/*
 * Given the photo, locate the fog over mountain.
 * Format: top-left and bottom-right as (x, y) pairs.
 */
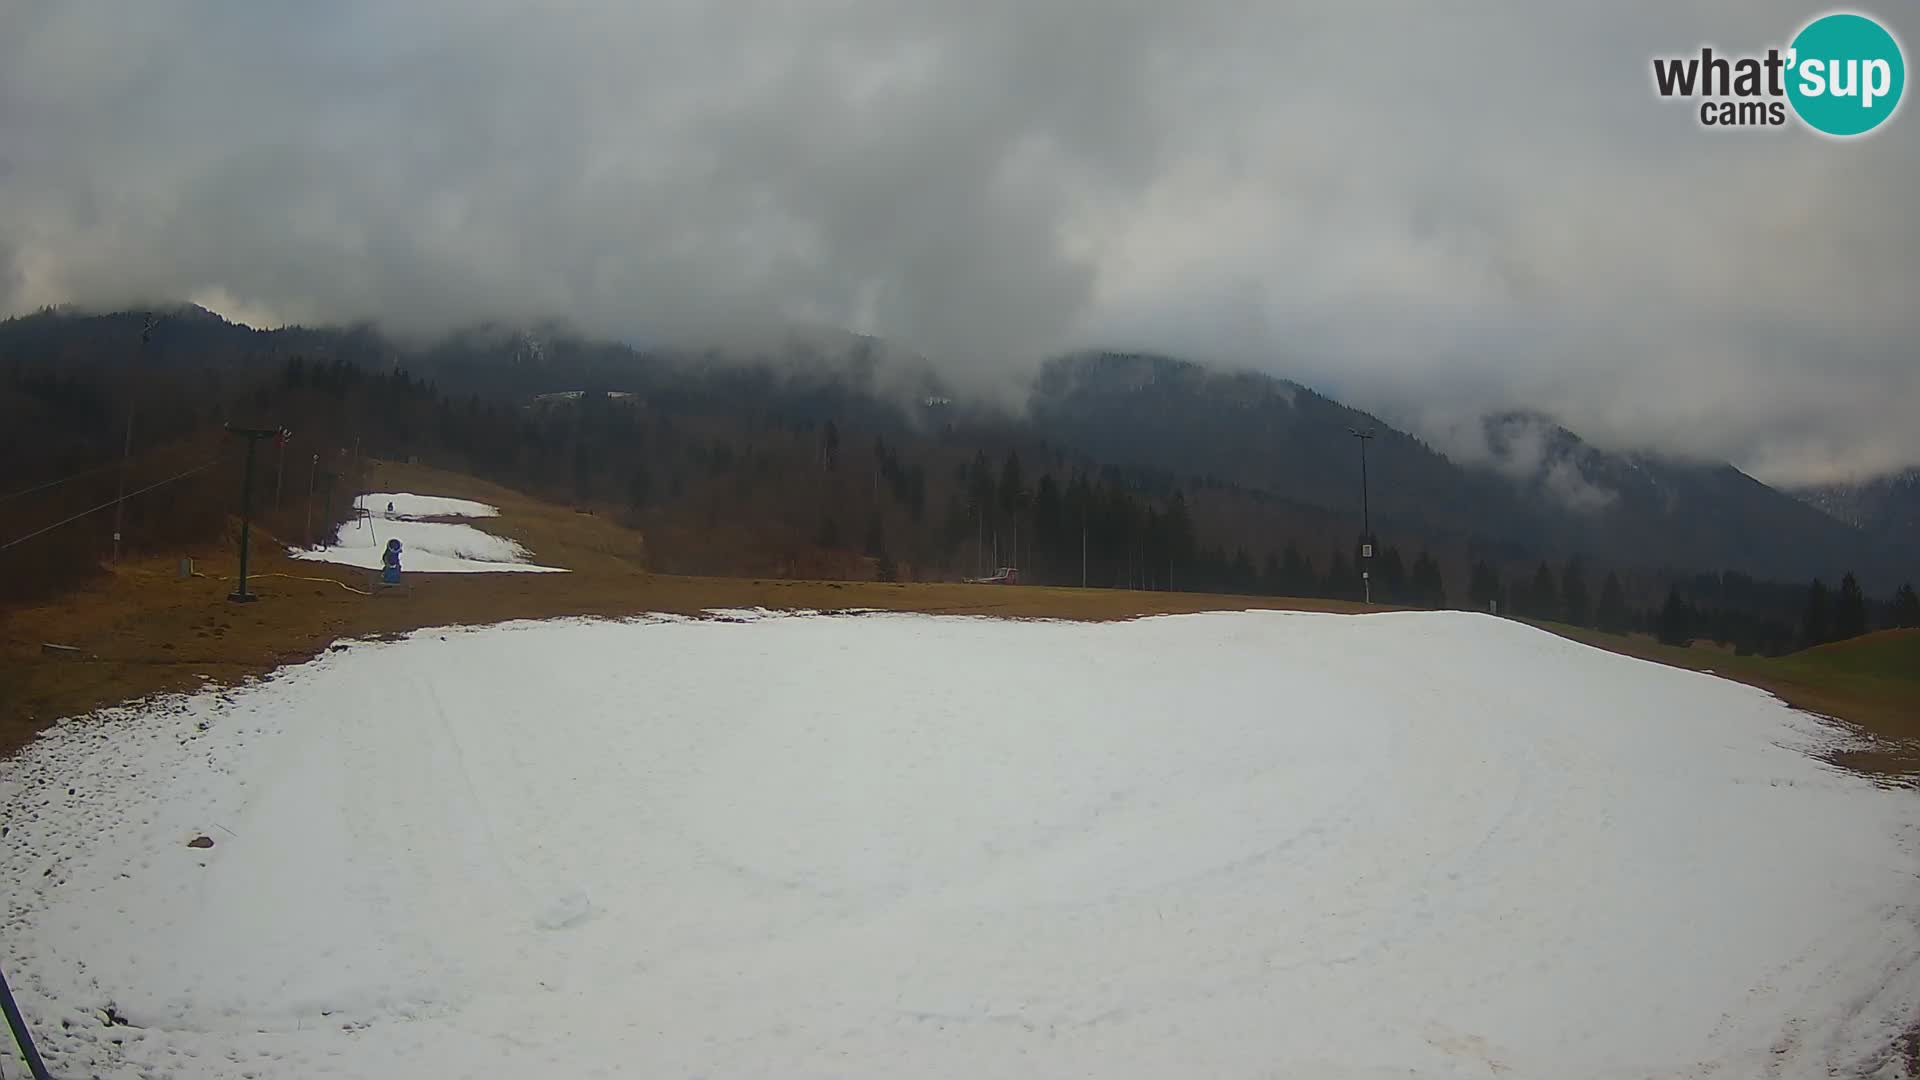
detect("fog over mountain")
(3, 1), (1916, 483)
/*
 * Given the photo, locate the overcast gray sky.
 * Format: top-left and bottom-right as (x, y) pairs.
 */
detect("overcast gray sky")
(2, 1), (1914, 484)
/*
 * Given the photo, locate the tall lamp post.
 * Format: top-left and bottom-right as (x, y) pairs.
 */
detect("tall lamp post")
(226, 425), (290, 603)
(1347, 427), (1375, 604)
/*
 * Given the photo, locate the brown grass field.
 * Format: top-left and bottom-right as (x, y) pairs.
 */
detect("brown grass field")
(4, 460), (1914, 779)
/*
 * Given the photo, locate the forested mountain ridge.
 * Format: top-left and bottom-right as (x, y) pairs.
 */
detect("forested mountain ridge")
(1029, 353), (1905, 587)
(1, 307), (1911, 645)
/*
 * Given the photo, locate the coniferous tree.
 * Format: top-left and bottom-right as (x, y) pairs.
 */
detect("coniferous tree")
(1832, 572), (1868, 641)
(1282, 542), (1314, 597)
(571, 442), (595, 501)
(1889, 583), (1920, 629)
(968, 452), (995, 516)
(1230, 547), (1256, 594)
(1657, 586), (1693, 646)
(999, 452), (1027, 520)
(904, 464), (927, 522)
(999, 452), (1029, 568)
(1324, 552), (1356, 600)
(1509, 574), (1533, 618)
(1595, 571), (1629, 633)
(1064, 471), (1092, 585)
(964, 451), (995, 572)
(1802, 579), (1831, 648)
(1530, 562), (1558, 620)
(1262, 552), (1284, 596)
(1560, 558), (1591, 627)
(1164, 490), (1195, 588)
(627, 465), (651, 509)
(867, 515), (896, 581)
(1468, 560), (1502, 612)
(820, 420), (840, 471)
(1141, 507), (1165, 590)
(1409, 550), (1446, 609)
(1032, 474), (1062, 578)
(1377, 546), (1408, 605)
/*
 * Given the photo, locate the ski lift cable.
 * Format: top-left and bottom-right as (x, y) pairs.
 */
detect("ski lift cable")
(0, 458), (128, 504)
(0, 458), (224, 553)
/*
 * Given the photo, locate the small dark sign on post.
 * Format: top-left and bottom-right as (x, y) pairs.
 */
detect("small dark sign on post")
(226, 425), (290, 603)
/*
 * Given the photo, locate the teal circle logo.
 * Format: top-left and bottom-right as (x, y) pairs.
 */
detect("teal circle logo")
(1786, 12), (1905, 136)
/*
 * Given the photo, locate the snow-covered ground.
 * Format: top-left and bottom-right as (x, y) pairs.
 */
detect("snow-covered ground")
(292, 513), (564, 573)
(293, 490), (560, 572)
(353, 492), (499, 520)
(3, 611), (1917, 1079)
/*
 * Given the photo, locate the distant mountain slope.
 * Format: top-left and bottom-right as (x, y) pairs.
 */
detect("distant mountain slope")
(1470, 411), (1898, 584)
(1028, 351), (1525, 542)
(1789, 469), (1920, 550)
(1029, 354), (1905, 585)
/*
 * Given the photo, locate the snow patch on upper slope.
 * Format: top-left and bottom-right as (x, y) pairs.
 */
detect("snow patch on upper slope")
(294, 491), (564, 573)
(354, 492), (499, 519)
(293, 517), (564, 573)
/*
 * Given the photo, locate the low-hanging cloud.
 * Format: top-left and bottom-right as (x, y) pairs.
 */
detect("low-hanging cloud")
(1435, 411), (1622, 514)
(2, 1), (1915, 483)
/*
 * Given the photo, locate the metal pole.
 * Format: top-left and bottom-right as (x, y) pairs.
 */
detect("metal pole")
(111, 395), (134, 562)
(1359, 438), (1372, 540)
(231, 438), (259, 602)
(275, 437), (287, 509)
(0, 963), (52, 1080)
(1361, 438), (1371, 604)
(1081, 522), (1087, 589)
(1348, 428), (1375, 604)
(1362, 434), (1371, 605)
(110, 314), (153, 563)
(304, 453), (318, 546)
(226, 426), (284, 603)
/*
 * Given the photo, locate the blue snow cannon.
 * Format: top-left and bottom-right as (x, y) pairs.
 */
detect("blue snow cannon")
(382, 538), (403, 584)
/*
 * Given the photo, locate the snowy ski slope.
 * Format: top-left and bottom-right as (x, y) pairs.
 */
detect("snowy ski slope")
(2, 610), (1915, 1078)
